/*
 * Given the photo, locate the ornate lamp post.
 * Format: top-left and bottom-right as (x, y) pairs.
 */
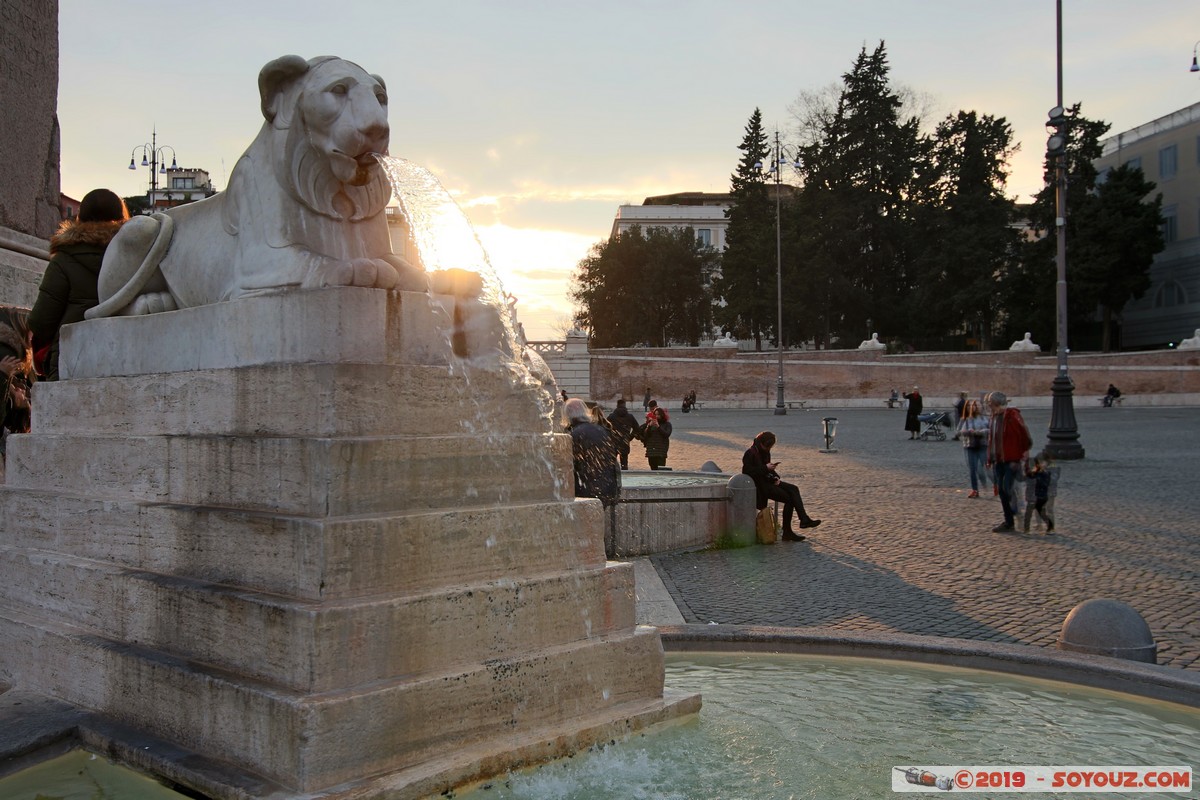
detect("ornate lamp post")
(1044, 0), (1084, 459)
(756, 130), (800, 415)
(128, 128), (177, 213)
(1190, 40), (1200, 73)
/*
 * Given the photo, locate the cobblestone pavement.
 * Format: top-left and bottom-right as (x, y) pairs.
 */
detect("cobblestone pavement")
(643, 403), (1200, 670)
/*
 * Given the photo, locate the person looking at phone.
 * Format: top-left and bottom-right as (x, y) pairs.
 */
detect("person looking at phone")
(741, 431), (822, 541)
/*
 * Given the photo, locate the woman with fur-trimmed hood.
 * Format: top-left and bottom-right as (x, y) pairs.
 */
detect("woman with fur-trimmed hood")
(28, 188), (129, 380)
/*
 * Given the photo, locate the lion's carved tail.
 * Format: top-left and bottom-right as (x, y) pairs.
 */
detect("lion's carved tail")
(86, 213), (177, 319)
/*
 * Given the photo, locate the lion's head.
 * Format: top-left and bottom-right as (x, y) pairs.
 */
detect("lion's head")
(259, 55), (393, 221)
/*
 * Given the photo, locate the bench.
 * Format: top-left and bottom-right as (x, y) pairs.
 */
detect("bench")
(884, 398), (901, 409)
(1100, 395), (1124, 407)
(786, 400), (808, 411)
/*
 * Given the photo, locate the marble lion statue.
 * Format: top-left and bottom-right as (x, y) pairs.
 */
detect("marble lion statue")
(87, 55), (429, 319)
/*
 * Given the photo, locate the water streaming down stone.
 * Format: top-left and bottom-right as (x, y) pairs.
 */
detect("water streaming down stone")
(0, 163), (698, 797)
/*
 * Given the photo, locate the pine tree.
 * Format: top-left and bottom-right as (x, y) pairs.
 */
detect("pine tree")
(916, 110), (1021, 349)
(1005, 104), (1113, 347)
(713, 108), (774, 350)
(1070, 164), (1163, 351)
(794, 42), (930, 346)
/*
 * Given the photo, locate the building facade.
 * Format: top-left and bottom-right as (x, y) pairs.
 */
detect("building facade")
(1095, 102), (1200, 348)
(150, 166), (217, 210)
(610, 192), (732, 250)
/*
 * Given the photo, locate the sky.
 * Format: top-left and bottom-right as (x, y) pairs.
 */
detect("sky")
(57, 1), (1200, 340)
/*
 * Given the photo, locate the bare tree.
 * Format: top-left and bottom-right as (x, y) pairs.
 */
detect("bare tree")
(550, 314), (577, 339)
(789, 81), (946, 148)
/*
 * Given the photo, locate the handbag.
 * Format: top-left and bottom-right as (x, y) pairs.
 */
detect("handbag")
(755, 507), (777, 544)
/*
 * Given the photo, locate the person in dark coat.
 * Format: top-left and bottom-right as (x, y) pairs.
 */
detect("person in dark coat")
(564, 398), (620, 506)
(606, 399), (638, 470)
(1103, 384), (1122, 407)
(902, 385), (923, 439)
(637, 406), (672, 470)
(741, 431), (821, 541)
(28, 189), (129, 380)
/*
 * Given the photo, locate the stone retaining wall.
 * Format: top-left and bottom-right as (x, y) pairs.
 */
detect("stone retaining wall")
(587, 348), (1200, 409)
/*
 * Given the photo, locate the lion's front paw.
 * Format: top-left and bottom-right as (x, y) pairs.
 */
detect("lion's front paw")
(304, 258), (403, 290)
(382, 254), (430, 292)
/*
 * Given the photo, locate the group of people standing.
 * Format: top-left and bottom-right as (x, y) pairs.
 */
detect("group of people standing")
(957, 391), (1057, 534)
(563, 395), (676, 507)
(564, 393), (826, 544)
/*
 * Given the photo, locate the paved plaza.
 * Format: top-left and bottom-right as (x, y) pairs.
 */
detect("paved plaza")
(629, 402), (1200, 670)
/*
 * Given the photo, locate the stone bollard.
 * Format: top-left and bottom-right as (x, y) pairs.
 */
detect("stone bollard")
(726, 474), (757, 547)
(1056, 598), (1157, 664)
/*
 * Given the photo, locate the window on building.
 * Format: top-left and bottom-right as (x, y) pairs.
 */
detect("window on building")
(1154, 280), (1187, 308)
(1196, 135), (1200, 165)
(1126, 156), (1142, 172)
(171, 176), (195, 190)
(697, 229), (712, 247)
(1096, 167), (1111, 185)
(1159, 144), (1178, 181)
(1161, 205), (1177, 244)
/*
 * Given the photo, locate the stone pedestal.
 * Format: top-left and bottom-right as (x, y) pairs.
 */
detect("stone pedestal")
(0, 287), (696, 798)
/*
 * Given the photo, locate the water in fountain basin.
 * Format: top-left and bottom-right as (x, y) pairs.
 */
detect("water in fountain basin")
(0, 749), (192, 799)
(464, 653), (1200, 799)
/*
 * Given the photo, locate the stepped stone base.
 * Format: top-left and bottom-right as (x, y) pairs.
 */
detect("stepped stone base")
(0, 287), (697, 797)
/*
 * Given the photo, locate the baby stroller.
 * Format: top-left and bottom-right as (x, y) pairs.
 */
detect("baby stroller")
(917, 410), (952, 441)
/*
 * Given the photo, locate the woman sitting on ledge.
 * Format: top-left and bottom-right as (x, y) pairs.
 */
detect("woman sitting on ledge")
(742, 431), (821, 541)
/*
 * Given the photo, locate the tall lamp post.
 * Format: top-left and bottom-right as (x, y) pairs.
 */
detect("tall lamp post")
(128, 128), (177, 214)
(757, 131), (800, 415)
(1044, 0), (1084, 459)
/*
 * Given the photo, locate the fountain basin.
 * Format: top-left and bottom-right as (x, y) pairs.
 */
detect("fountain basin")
(459, 627), (1200, 799)
(609, 471), (740, 557)
(5, 626), (1197, 798)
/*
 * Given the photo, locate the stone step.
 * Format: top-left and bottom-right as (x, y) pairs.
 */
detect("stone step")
(0, 547), (636, 693)
(0, 490), (606, 600)
(0, 605), (673, 793)
(5, 432), (571, 516)
(31, 361), (553, 438)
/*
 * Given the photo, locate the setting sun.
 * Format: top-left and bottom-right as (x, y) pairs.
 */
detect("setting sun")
(473, 224), (596, 341)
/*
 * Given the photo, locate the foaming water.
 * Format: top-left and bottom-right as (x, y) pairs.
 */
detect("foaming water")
(466, 653), (1200, 799)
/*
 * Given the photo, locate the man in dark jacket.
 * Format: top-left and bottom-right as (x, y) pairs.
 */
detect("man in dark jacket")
(606, 399), (638, 470)
(986, 391), (1033, 533)
(28, 189), (129, 380)
(564, 398), (620, 506)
